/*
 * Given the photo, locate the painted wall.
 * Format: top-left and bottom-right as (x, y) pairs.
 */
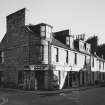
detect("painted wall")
(91, 56), (99, 72)
(91, 56), (105, 72)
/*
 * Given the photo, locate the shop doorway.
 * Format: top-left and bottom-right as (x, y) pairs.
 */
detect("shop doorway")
(35, 70), (44, 90)
(18, 70), (45, 90)
(63, 71), (72, 88)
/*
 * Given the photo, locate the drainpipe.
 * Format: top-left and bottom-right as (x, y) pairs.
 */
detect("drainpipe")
(48, 41), (51, 66)
(90, 55), (92, 85)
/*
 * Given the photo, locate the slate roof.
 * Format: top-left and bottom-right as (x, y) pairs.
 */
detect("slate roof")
(51, 37), (68, 49)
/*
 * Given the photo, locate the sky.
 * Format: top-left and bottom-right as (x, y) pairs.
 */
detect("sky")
(0, 0), (105, 44)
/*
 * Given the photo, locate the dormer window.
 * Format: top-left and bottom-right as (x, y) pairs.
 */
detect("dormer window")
(46, 26), (52, 39)
(40, 24), (52, 40)
(85, 43), (91, 53)
(40, 26), (46, 37)
(66, 36), (70, 45)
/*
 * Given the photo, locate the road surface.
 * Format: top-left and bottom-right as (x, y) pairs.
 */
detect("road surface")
(0, 87), (105, 105)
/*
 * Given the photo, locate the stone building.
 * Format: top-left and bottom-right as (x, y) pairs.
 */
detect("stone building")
(0, 8), (105, 90)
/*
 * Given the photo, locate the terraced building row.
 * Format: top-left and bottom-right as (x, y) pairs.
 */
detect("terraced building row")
(0, 8), (105, 90)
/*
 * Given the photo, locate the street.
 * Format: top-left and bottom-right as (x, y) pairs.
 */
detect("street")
(0, 87), (105, 105)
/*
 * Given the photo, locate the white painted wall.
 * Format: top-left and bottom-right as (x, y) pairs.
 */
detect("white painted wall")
(91, 56), (105, 72)
(41, 40), (48, 64)
(91, 56), (99, 72)
(51, 45), (91, 72)
(51, 45), (75, 67)
(72, 52), (90, 71)
(99, 60), (105, 72)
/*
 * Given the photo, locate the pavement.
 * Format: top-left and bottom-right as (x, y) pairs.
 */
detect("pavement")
(0, 85), (99, 105)
(36, 85), (99, 96)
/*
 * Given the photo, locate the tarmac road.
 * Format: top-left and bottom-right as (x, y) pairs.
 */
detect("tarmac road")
(0, 87), (105, 105)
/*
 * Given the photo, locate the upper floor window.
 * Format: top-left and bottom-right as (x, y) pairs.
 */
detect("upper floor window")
(56, 48), (59, 62)
(99, 61), (101, 69)
(85, 55), (86, 65)
(92, 57), (94, 67)
(103, 62), (104, 70)
(74, 53), (77, 65)
(66, 51), (68, 63)
(40, 45), (44, 61)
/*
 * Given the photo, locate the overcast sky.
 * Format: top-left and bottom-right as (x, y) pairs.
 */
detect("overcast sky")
(0, 0), (105, 44)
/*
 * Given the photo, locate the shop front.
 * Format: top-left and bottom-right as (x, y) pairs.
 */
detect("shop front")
(18, 65), (49, 90)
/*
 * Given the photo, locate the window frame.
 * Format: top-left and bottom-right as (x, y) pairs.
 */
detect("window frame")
(66, 50), (68, 63)
(40, 25), (46, 37)
(92, 57), (94, 67)
(56, 48), (59, 62)
(74, 53), (77, 65)
(40, 45), (44, 61)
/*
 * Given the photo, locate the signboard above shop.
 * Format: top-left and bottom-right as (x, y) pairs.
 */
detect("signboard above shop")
(28, 65), (49, 70)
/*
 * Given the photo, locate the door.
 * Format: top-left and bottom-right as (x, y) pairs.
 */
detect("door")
(35, 70), (44, 90)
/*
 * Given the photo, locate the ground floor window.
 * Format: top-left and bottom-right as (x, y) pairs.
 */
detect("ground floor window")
(18, 71), (24, 84)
